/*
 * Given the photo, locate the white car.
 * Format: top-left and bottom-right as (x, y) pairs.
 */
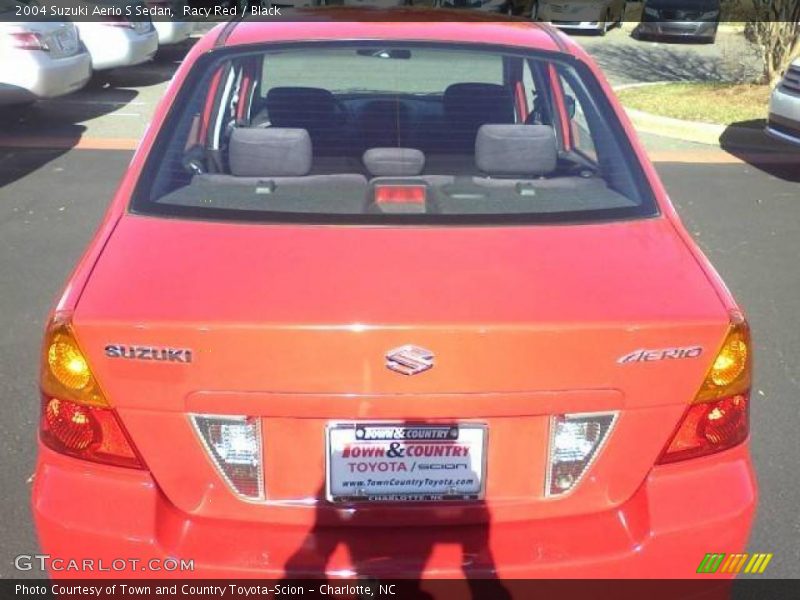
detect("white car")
(74, 19), (158, 71)
(147, 0), (194, 45)
(152, 21), (194, 45)
(0, 18), (91, 106)
(766, 58), (800, 146)
(536, 0), (627, 35)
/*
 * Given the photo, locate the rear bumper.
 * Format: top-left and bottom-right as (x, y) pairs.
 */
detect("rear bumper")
(32, 442), (756, 579)
(83, 29), (158, 70)
(0, 51), (91, 102)
(544, 21), (604, 31)
(767, 86), (800, 146)
(153, 21), (194, 45)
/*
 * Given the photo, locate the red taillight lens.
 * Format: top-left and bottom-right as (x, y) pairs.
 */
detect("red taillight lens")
(39, 313), (144, 469)
(9, 31), (49, 51)
(658, 313), (751, 464)
(657, 394), (749, 464)
(41, 397), (143, 469)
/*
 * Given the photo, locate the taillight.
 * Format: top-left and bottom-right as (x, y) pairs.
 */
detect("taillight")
(39, 313), (144, 469)
(657, 313), (751, 464)
(545, 412), (617, 496)
(8, 29), (49, 51)
(191, 415), (264, 501)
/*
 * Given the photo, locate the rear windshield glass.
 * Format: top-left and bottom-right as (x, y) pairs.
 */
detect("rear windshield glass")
(131, 42), (658, 224)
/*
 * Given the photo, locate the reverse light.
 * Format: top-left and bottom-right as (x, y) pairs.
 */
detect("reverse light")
(39, 314), (143, 468)
(546, 412), (617, 497)
(191, 415), (264, 501)
(658, 314), (752, 464)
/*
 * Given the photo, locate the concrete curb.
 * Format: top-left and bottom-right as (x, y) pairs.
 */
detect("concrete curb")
(623, 106), (728, 145)
(613, 82), (762, 147)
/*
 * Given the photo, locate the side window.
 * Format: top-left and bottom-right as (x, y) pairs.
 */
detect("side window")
(559, 76), (597, 160)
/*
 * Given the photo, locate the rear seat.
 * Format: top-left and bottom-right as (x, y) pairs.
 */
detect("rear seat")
(193, 127), (368, 212)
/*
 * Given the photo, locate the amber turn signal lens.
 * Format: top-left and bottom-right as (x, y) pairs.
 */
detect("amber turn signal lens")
(41, 314), (109, 408)
(48, 337), (91, 390)
(709, 328), (748, 386)
(695, 314), (751, 404)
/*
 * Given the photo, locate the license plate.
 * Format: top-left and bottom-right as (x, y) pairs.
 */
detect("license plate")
(326, 422), (486, 503)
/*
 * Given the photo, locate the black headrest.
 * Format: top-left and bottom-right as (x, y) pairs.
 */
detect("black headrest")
(475, 124), (557, 177)
(228, 128), (312, 177)
(443, 83), (515, 127)
(265, 87), (337, 130)
(362, 148), (425, 177)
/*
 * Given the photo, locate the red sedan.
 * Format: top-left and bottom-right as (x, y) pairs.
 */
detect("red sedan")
(33, 15), (755, 581)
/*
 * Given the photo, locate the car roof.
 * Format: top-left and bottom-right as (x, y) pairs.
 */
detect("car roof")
(219, 10), (571, 55)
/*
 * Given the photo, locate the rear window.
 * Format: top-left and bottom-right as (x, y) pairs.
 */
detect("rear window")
(132, 42), (658, 224)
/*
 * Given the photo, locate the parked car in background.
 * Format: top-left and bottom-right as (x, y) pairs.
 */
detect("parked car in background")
(766, 58), (800, 146)
(147, 0), (195, 45)
(152, 21), (194, 46)
(638, 0), (720, 43)
(0, 14), (91, 106)
(75, 18), (158, 70)
(435, 0), (512, 13)
(535, 0), (627, 35)
(33, 15), (756, 579)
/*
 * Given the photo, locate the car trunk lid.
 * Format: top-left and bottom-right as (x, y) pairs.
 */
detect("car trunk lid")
(72, 215), (729, 522)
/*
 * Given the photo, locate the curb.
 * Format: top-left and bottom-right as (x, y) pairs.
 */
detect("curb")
(612, 82), (767, 147)
(623, 106), (728, 145)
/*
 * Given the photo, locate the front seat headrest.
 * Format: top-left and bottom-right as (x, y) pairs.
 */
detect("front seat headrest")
(228, 128), (312, 178)
(362, 147), (425, 177)
(443, 83), (515, 127)
(475, 124), (558, 177)
(265, 87), (337, 130)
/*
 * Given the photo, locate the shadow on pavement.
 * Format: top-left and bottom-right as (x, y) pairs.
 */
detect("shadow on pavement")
(720, 119), (800, 183)
(588, 39), (757, 84)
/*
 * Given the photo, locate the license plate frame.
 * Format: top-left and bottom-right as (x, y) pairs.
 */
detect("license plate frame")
(325, 421), (487, 503)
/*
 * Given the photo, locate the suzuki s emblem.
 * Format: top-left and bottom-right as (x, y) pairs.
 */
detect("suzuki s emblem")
(385, 345), (434, 376)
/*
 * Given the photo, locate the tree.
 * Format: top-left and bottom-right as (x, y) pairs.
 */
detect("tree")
(747, 0), (800, 86)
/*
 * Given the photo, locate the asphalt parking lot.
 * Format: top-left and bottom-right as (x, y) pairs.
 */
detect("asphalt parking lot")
(1, 26), (799, 578)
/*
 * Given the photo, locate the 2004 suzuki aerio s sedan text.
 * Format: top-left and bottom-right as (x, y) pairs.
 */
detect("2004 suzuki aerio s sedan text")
(33, 15), (756, 581)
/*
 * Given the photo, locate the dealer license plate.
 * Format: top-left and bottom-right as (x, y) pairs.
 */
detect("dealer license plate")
(326, 422), (486, 502)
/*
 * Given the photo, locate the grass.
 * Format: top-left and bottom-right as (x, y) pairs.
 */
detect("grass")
(616, 82), (771, 125)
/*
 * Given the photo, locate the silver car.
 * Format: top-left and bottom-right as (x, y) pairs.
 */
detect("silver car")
(766, 58), (800, 147)
(148, 0), (194, 45)
(0, 16), (91, 106)
(535, 0), (627, 35)
(74, 0), (158, 72)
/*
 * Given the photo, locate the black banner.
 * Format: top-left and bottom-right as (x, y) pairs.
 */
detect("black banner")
(5, 579), (800, 600)
(2, 0), (800, 23)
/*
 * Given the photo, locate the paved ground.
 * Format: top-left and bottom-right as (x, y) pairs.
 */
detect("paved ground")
(579, 23), (763, 87)
(1, 29), (799, 579)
